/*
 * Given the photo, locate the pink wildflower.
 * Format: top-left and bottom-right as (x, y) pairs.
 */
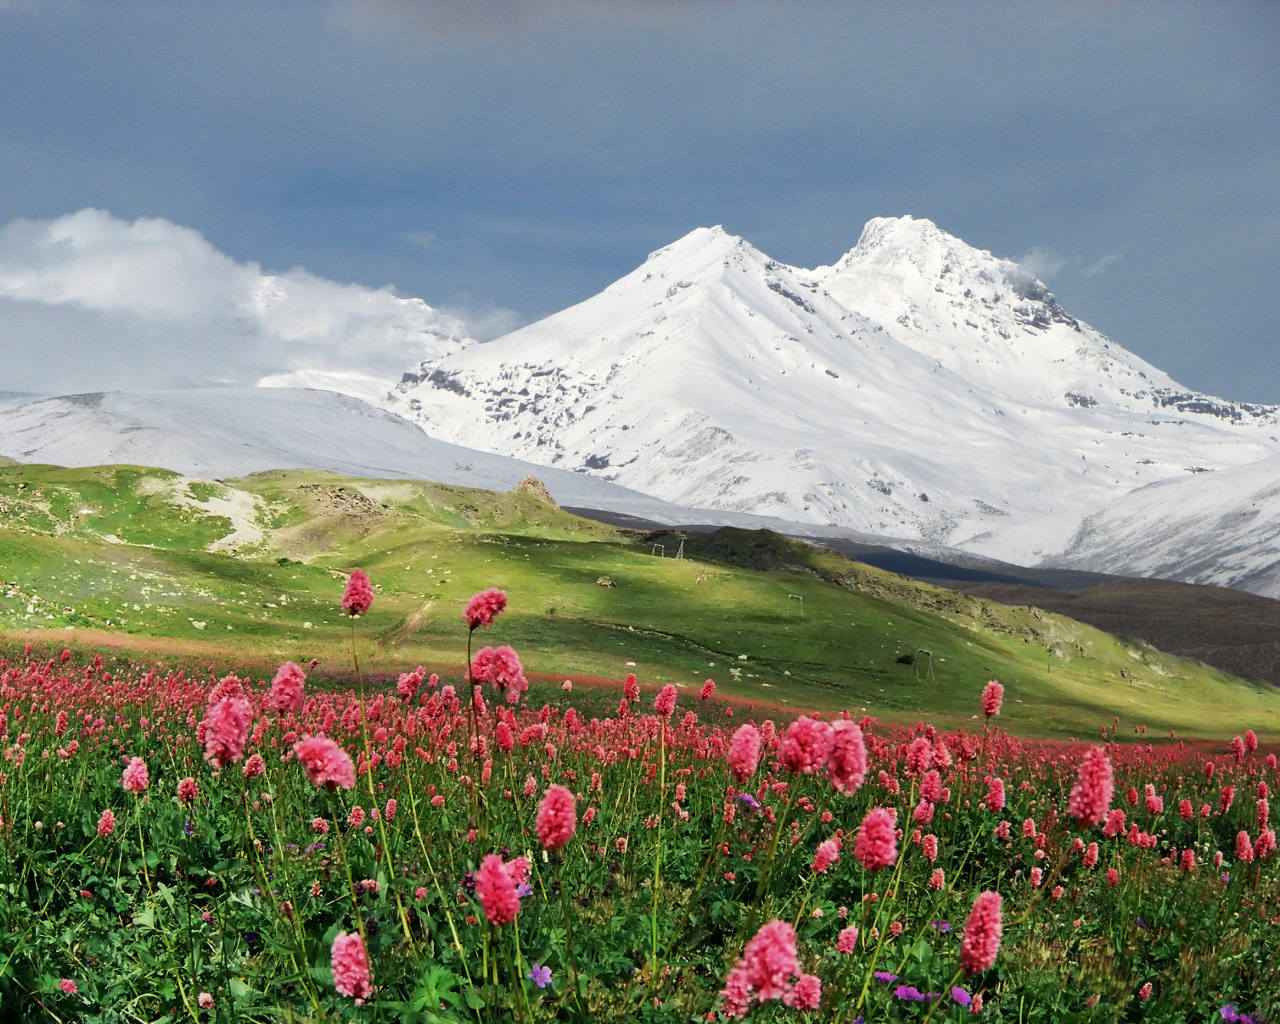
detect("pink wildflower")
(653, 684), (678, 718)
(624, 673), (639, 703)
(741, 919), (800, 1002)
(203, 696), (253, 769)
(59, 979), (77, 995)
(719, 964), (753, 1019)
(197, 992), (214, 1009)
(700, 678), (716, 700)
(535, 785), (577, 851)
(812, 838), (840, 874)
(905, 736), (932, 776)
(331, 931), (373, 1004)
(463, 588), (506, 630)
(396, 667), (425, 700)
(177, 777), (198, 805)
(121, 756), (148, 793)
(981, 679), (1004, 718)
(294, 734), (356, 791)
(206, 673), (244, 706)
(1068, 746), (1114, 827)
(854, 807), (898, 872)
(1237, 830), (1255, 863)
(779, 716), (833, 775)
(728, 723), (761, 784)
(985, 776), (1006, 812)
(341, 570), (374, 617)
(959, 891), (1003, 974)
(826, 719), (867, 796)
(265, 661), (306, 714)
(97, 808), (115, 837)
(786, 973), (822, 1010)
(476, 853), (520, 925)
(836, 925), (858, 954)
(1138, 982), (1152, 1001)
(470, 646), (528, 703)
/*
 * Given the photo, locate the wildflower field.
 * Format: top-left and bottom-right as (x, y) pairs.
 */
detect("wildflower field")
(0, 579), (1276, 1024)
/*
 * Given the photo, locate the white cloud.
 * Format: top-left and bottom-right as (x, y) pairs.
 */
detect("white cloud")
(0, 208), (473, 396)
(1081, 251), (1122, 277)
(1016, 246), (1068, 281)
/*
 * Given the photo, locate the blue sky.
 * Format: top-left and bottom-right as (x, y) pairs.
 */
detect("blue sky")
(1, 0), (1277, 401)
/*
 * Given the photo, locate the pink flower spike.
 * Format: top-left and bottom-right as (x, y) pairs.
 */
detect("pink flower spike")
(476, 853), (521, 925)
(97, 808), (115, 837)
(959, 891), (1003, 974)
(203, 696), (253, 769)
(463, 588), (507, 630)
(341, 570), (374, 617)
(854, 807), (898, 872)
(813, 838), (840, 874)
(836, 926), (859, 955)
(741, 919), (800, 1003)
(779, 715), (833, 775)
(826, 719), (867, 796)
(330, 931), (373, 1004)
(1068, 746), (1114, 827)
(294, 734), (356, 791)
(654, 684), (678, 718)
(536, 784), (577, 851)
(981, 680), (1004, 718)
(728, 723), (761, 784)
(786, 973), (822, 1010)
(265, 661), (306, 714)
(121, 756), (148, 793)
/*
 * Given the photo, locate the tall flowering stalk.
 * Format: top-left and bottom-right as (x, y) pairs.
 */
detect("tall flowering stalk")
(122, 757), (153, 891)
(341, 569), (373, 675)
(338, 573), (417, 952)
(536, 785), (586, 1016)
(649, 684), (678, 981)
(922, 891), (1004, 1024)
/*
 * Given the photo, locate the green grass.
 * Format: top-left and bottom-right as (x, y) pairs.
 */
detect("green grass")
(1, 460), (1277, 739)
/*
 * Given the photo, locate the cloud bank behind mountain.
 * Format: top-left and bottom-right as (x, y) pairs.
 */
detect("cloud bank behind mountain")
(0, 208), (471, 399)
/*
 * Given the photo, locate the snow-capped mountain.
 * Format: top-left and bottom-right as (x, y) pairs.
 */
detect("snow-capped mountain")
(387, 217), (1280, 589)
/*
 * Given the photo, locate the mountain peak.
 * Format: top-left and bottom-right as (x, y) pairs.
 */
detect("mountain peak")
(643, 225), (755, 269)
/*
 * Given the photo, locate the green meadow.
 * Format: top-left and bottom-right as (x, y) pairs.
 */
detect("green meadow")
(1, 459), (1276, 739)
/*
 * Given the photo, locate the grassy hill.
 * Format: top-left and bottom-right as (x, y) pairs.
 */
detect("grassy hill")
(1, 459), (1277, 739)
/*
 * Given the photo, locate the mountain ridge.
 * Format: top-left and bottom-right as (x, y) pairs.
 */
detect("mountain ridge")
(386, 216), (1280, 595)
